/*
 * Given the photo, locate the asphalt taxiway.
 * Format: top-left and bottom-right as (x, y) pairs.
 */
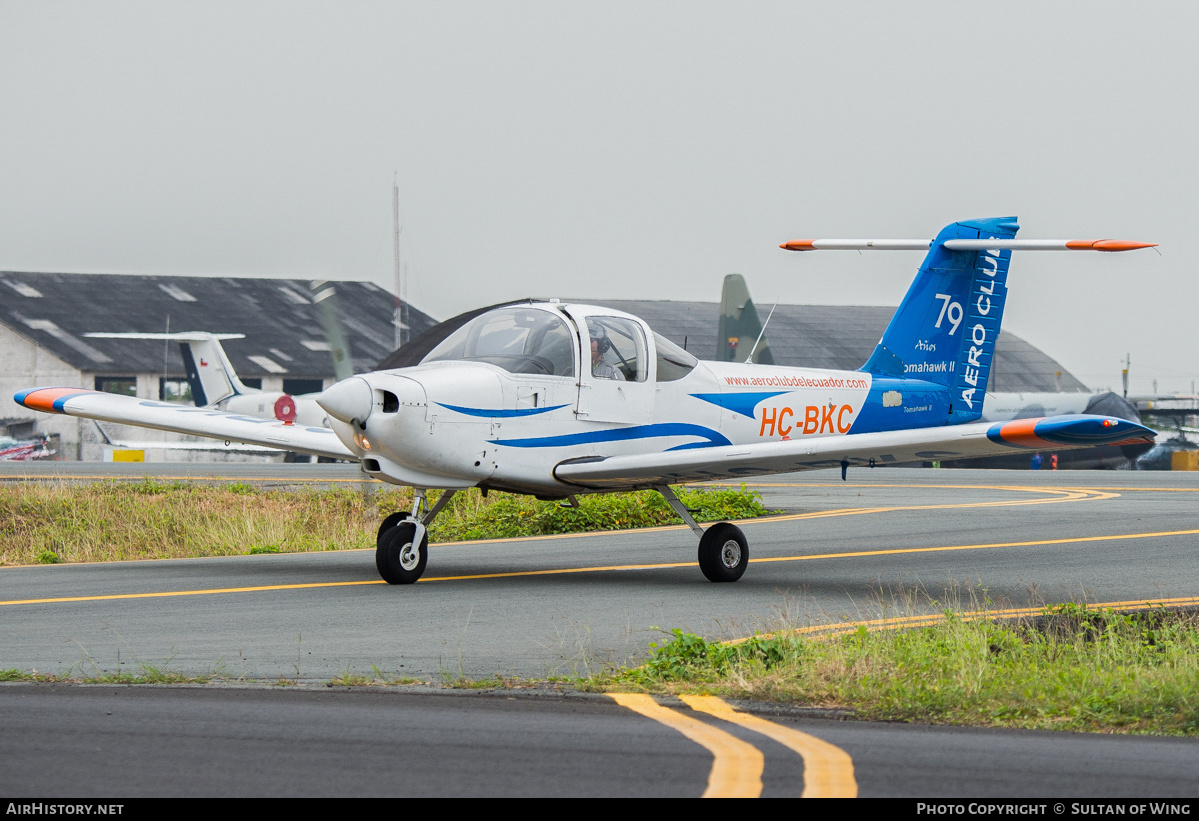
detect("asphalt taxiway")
(2, 465), (1197, 797)
(3, 684), (1198, 797)
(2, 467), (1196, 681)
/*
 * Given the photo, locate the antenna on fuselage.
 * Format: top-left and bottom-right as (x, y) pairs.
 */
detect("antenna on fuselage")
(744, 300), (778, 364)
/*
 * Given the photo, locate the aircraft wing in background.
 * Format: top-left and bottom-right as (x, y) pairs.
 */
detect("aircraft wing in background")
(16, 388), (353, 461)
(91, 421), (281, 454)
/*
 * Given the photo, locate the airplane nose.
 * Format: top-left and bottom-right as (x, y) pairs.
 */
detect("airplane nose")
(317, 377), (374, 426)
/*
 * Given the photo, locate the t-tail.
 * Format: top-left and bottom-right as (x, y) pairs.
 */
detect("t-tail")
(780, 217), (1156, 427)
(82, 331), (253, 407)
(860, 216), (1017, 421)
(178, 335), (255, 406)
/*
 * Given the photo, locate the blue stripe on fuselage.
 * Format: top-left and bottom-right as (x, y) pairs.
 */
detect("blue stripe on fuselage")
(689, 391), (788, 419)
(491, 422), (732, 450)
(436, 402), (570, 418)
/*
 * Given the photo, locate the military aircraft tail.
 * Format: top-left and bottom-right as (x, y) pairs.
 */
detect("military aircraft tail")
(718, 274), (774, 365)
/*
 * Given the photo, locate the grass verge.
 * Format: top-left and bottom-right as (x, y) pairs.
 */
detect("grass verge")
(0, 666), (211, 685)
(0, 479), (771, 565)
(585, 603), (1199, 736)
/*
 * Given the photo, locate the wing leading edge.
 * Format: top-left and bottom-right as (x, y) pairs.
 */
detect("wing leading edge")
(553, 415), (1154, 489)
(15, 387), (354, 461)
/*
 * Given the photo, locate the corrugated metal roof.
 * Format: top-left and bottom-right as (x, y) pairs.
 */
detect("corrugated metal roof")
(579, 300), (1088, 393)
(0, 273), (436, 379)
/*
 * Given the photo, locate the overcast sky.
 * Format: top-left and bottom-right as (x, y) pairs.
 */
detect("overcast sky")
(1, 1), (1194, 393)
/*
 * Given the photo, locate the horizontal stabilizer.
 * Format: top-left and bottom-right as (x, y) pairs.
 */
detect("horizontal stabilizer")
(781, 238), (1156, 252)
(84, 332), (246, 341)
(553, 414), (1154, 489)
(15, 387), (352, 461)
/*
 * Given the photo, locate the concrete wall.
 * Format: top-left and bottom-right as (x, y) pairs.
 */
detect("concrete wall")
(0, 323), (85, 458)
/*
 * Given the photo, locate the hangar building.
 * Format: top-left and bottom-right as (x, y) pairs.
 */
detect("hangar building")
(592, 299), (1087, 393)
(1, 272), (434, 460)
(2, 273), (1086, 461)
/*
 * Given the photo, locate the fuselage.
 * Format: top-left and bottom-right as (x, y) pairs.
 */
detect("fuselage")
(219, 391), (329, 428)
(323, 302), (958, 495)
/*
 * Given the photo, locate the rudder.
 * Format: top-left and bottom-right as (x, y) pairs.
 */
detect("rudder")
(861, 217), (1017, 420)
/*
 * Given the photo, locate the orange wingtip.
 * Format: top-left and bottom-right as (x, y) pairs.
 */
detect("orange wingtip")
(780, 239), (816, 251)
(1065, 240), (1158, 252)
(17, 387), (98, 413)
(997, 418), (1056, 449)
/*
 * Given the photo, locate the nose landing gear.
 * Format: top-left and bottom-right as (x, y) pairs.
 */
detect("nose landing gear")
(375, 488), (457, 584)
(376, 521), (428, 584)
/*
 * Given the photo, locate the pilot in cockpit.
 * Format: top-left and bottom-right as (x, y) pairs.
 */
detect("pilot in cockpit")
(589, 325), (626, 381)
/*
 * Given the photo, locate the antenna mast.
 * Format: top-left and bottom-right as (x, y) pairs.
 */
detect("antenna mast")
(392, 173), (404, 349)
(744, 300), (778, 364)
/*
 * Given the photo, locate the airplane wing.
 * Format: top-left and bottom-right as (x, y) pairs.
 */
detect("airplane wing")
(780, 238), (1157, 252)
(16, 387), (354, 461)
(91, 422), (282, 454)
(553, 415), (1155, 489)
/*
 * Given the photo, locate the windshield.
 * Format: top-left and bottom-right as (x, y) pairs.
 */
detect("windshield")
(421, 307), (576, 377)
(654, 332), (698, 381)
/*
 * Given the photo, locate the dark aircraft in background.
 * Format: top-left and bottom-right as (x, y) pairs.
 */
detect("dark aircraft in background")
(717, 274), (775, 365)
(1129, 395), (1199, 470)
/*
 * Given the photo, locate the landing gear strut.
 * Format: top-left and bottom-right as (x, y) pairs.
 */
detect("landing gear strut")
(655, 485), (748, 583)
(375, 489), (457, 584)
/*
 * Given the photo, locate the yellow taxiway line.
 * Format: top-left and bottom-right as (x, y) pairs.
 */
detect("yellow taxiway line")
(3, 526), (1199, 608)
(607, 692), (858, 798)
(760, 594), (1199, 642)
(608, 693), (764, 798)
(1, 483), (1193, 608)
(679, 695), (857, 798)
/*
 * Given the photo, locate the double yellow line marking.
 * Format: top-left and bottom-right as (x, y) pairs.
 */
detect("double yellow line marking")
(609, 693), (856, 798)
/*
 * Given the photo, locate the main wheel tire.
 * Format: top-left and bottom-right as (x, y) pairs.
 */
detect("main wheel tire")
(376, 521), (429, 584)
(697, 522), (748, 583)
(377, 512), (413, 547)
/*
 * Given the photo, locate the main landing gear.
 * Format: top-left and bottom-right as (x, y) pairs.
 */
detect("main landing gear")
(374, 486), (747, 585)
(656, 485), (748, 583)
(375, 489), (457, 584)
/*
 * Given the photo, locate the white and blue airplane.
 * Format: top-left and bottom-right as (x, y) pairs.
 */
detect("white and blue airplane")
(15, 218), (1157, 585)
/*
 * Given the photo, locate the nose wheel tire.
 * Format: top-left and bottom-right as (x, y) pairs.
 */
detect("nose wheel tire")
(376, 521), (428, 584)
(697, 522), (748, 583)
(377, 511), (413, 547)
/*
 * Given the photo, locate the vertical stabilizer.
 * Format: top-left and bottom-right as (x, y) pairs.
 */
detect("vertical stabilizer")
(179, 335), (252, 407)
(718, 274), (775, 364)
(861, 217), (1017, 421)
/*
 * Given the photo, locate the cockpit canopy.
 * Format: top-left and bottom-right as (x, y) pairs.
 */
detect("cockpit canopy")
(422, 307), (576, 377)
(413, 302), (699, 382)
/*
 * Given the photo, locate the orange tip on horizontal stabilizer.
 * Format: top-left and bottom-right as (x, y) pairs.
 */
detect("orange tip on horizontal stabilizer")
(780, 239), (816, 251)
(1066, 240), (1158, 252)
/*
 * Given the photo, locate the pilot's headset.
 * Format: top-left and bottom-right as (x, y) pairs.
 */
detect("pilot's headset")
(589, 321), (612, 355)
